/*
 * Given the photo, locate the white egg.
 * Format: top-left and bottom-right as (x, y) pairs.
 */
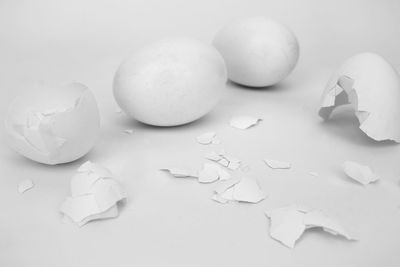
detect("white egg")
(5, 83), (100, 164)
(213, 17), (299, 87)
(113, 38), (227, 126)
(319, 52), (400, 142)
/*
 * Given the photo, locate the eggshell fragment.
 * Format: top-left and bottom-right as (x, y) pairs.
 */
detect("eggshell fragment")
(265, 205), (355, 248)
(343, 161), (379, 185)
(60, 161), (126, 227)
(113, 38), (227, 126)
(5, 83), (100, 165)
(319, 53), (400, 142)
(213, 17), (299, 87)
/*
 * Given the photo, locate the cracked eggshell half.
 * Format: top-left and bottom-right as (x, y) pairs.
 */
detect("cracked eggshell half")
(319, 52), (400, 142)
(213, 17), (299, 87)
(5, 83), (100, 164)
(113, 38), (227, 126)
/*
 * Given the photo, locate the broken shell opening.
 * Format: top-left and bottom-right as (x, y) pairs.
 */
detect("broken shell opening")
(319, 53), (400, 143)
(5, 83), (100, 164)
(319, 75), (369, 127)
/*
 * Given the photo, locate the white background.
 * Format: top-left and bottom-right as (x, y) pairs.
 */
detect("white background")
(1, 0), (400, 266)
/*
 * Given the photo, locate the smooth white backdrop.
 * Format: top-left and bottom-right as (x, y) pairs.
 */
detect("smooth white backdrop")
(1, 1), (400, 266)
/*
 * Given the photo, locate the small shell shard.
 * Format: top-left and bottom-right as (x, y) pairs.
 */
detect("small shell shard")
(263, 159), (291, 169)
(229, 116), (261, 130)
(343, 161), (379, 185)
(196, 132), (219, 145)
(160, 168), (197, 178)
(212, 177), (266, 204)
(18, 179), (34, 194)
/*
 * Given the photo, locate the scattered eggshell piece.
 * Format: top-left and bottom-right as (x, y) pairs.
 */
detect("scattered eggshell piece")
(212, 194), (230, 204)
(214, 177), (241, 195)
(163, 163), (230, 184)
(232, 177), (267, 203)
(78, 161), (113, 178)
(124, 129), (134, 135)
(265, 205), (355, 248)
(61, 195), (101, 223)
(18, 179), (34, 194)
(229, 116), (261, 130)
(219, 186), (236, 202)
(196, 132), (220, 145)
(70, 172), (102, 197)
(303, 210), (354, 240)
(205, 150), (242, 170)
(343, 161), (379, 185)
(60, 161), (126, 226)
(205, 151), (221, 161)
(263, 159), (291, 169)
(212, 177), (266, 204)
(211, 139), (221, 145)
(217, 168), (231, 181)
(75, 205), (119, 227)
(219, 158), (230, 167)
(160, 168), (197, 178)
(198, 163), (221, 183)
(265, 205), (307, 248)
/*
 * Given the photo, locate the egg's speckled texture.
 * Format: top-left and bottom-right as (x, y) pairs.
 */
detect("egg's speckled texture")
(113, 38), (227, 126)
(4, 83), (100, 165)
(213, 17), (299, 87)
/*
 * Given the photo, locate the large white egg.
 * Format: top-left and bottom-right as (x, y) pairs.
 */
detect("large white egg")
(213, 17), (299, 87)
(4, 83), (100, 165)
(113, 38), (227, 126)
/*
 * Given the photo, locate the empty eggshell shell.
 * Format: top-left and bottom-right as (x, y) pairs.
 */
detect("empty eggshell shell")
(319, 52), (400, 142)
(5, 83), (100, 164)
(213, 17), (299, 87)
(113, 38), (227, 126)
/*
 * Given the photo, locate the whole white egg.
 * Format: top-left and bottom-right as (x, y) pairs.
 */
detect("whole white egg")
(4, 83), (100, 165)
(113, 38), (227, 126)
(213, 17), (299, 87)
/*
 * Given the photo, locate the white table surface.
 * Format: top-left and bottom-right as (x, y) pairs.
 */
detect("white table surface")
(1, 1), (400, 266)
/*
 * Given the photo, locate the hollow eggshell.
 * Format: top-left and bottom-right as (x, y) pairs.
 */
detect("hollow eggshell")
(319, 52), (400, 142)
(113, 38), (227, 126)
(213, 17), (299, 87)
(4, 83), (100, 165)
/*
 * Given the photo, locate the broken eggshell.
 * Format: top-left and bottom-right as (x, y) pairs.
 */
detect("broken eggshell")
(60, 161), (126, 226)
(213, 17), (299, 87)
(265, 205), (355, 248)
(113, 38), (227, 126)
(4, 83), (100, 165)
(319, 53), (400, 142)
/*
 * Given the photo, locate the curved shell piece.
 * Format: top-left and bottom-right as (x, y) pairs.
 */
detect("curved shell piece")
(319, 53), (400, 142)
